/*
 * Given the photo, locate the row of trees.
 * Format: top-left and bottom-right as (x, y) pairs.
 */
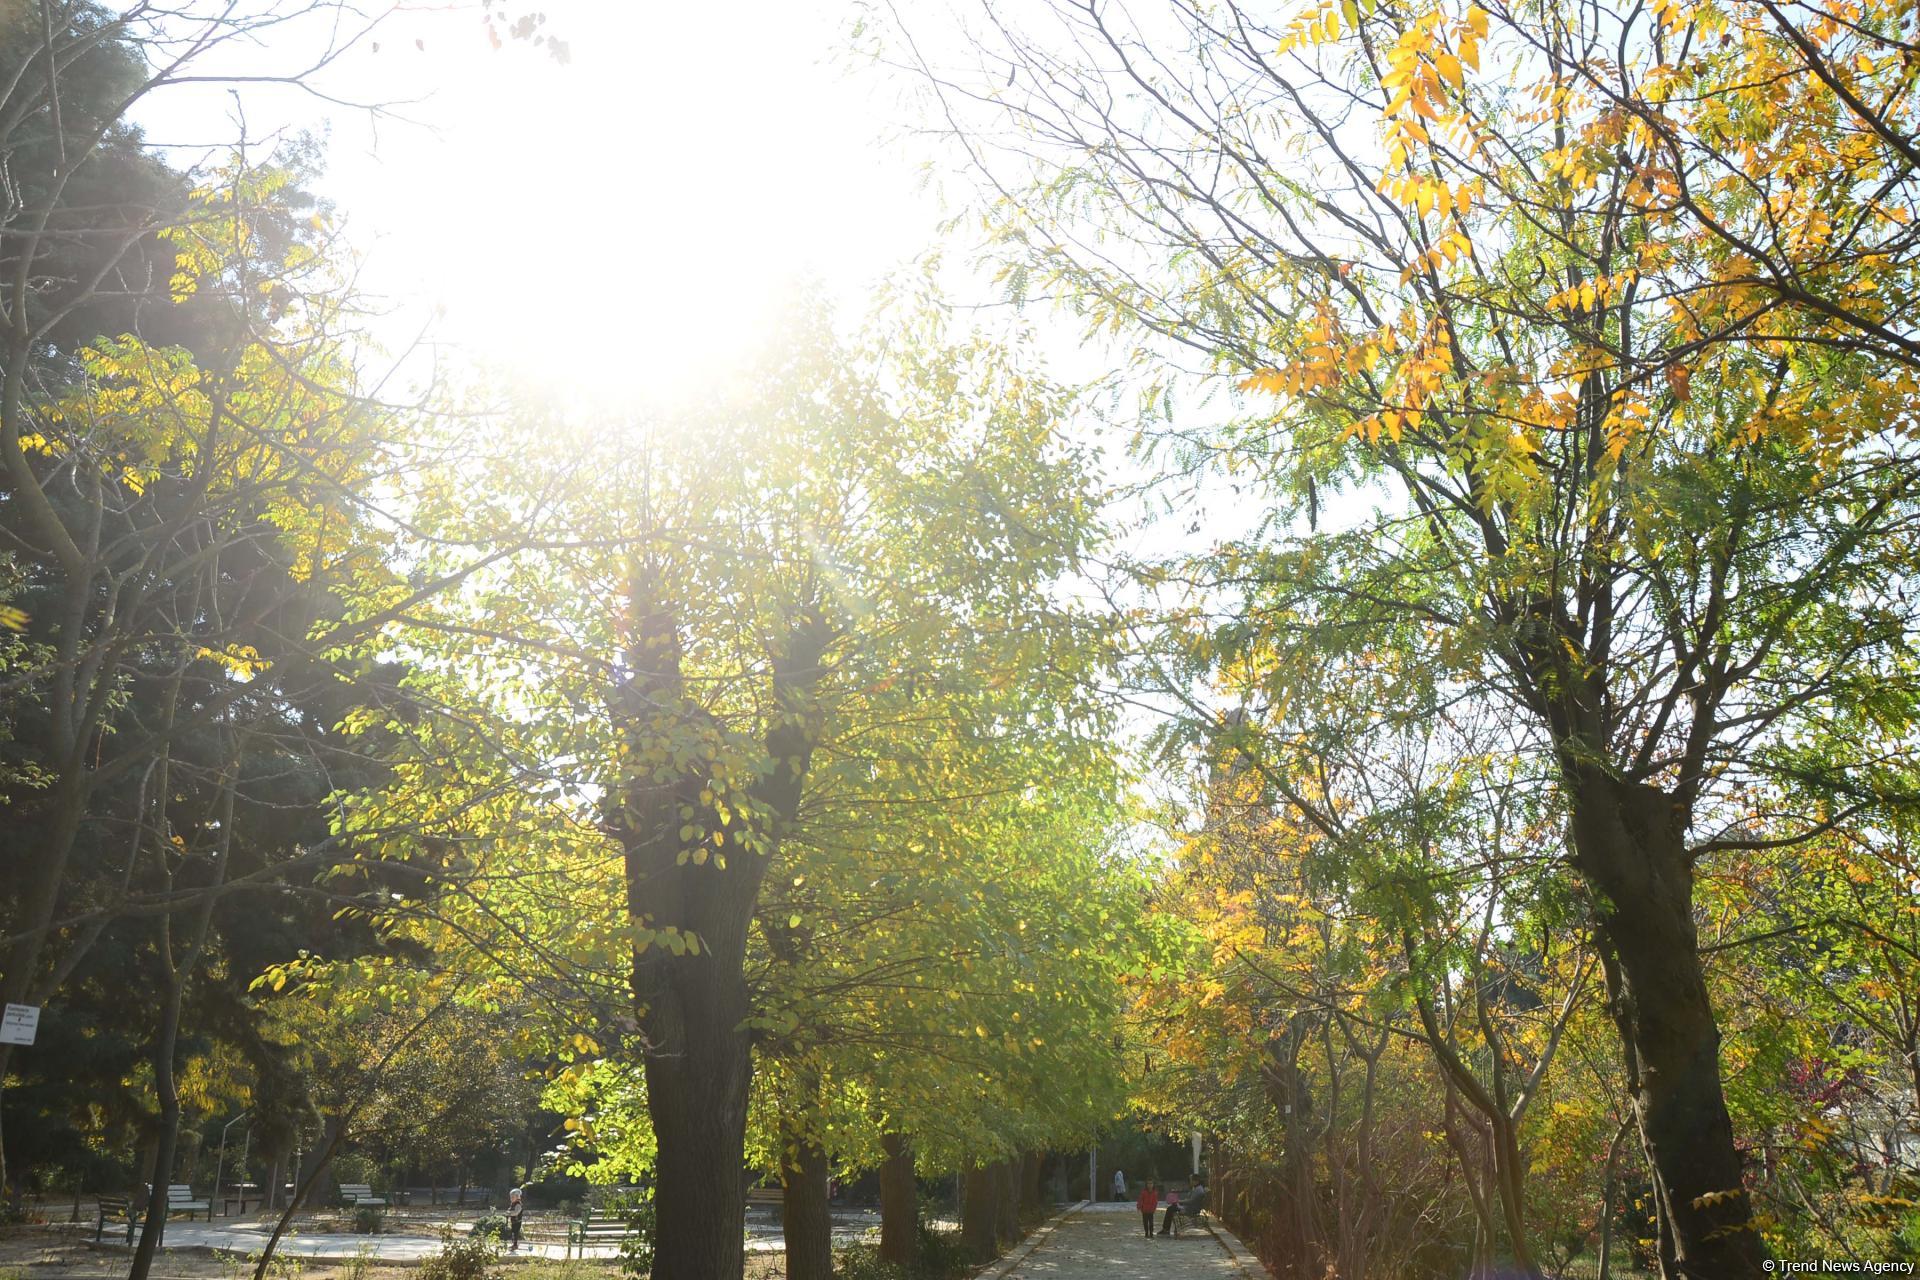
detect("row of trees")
(888, 0), (1920, 1275)
(1, 5), (1151, 1279)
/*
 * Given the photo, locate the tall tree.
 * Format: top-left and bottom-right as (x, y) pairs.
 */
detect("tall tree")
(337, 300), (1119, 1277)
(905, 0), (1920, 1272)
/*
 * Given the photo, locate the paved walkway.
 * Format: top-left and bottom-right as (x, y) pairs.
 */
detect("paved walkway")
(993, 1203), (1256, 1279)
(90, 1212), (881, 1263)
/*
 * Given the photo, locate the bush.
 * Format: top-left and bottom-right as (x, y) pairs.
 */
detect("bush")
(604, 1188), (656, 1278)
(833, 1245), (909, 1280)
(913, 1221), (973, 1280)
(832, 1224), (972, 1280)
(420, 1228), (501, 1280)
(350, 1206), (385, 1235)
(471, 1214), (509, 1241)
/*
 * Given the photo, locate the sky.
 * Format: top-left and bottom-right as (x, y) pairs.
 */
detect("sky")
(137, 0), (947, 401)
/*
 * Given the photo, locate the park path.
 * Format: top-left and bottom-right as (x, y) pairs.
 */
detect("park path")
(994, 1204), (1258, 1280)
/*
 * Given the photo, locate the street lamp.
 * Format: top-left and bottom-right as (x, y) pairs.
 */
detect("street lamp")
(211, 1112), (249, 1218)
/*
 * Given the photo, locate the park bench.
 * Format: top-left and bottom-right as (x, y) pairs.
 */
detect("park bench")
(221, 1183), (263, 1216)
(1167, 1202), (1210, 1238)
(94, 1196), (136, 1245)
(339, 1183), (387, 1209)
(166, 1184), (211, 1221)
(744, 1186), (782, 1224)
(565, 1209), (634, 1258)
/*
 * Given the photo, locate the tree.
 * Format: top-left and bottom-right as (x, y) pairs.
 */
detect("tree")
(331, 296), (1123, 1277)
(902, 0), (1920, 1271)
(0, 0), (415, 1204)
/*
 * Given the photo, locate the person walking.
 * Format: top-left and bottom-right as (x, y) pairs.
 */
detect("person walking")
(1157, 1185), (1182, 1235)
(1136, 1182), (1160, 1238)
(506, 1186), (524, 1252)
(1111, 1168), (1126, 1201)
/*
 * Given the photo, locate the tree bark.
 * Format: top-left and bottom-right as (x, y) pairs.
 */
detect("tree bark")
(878, 1133), (918, 1268)
(127, 985), (186, 1280)
(1598, 1119), (1632, 1280)
(1569, 772), (1763, 1280)
(960, 1164), (997, 1263)
(616, 592), (832, 1280)
(780, 1134), (834, 1280)
(1019, 1151), (1044, 1213)
(993, 1159), (1018, 1247)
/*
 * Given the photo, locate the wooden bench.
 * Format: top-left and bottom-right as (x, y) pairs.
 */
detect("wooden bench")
(166, 1184), (210, 1221)
(95, 1196), (136, 1245)
(339, 1183), (387, 1209)
(565, 1209), (634, 1258)
(744, 1186), (782, 1224)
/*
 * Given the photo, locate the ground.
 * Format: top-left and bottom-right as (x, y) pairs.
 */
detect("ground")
(0, 1201), (1261, 1280)
(990, 1204), (1254, 1279)
(0, 1219), (786, 1280)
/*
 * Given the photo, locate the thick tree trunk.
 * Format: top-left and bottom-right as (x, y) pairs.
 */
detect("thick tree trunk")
(1569, 773), (1762, 1280)
(616, 595), (831, 1280)
(640, 989), (753, 1280)
(960, 1164), (997, 1262)
(1019, 1152), (1044, 1213)
(878, 1133), (918, 1268)
(992, 1159), (1018, 1246)
(780, 1135), (834, 1280)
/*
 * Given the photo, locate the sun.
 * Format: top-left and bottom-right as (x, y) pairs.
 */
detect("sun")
(308, 0), (930, 408)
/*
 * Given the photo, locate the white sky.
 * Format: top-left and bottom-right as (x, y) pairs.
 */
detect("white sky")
(128, 0), (1273, 806)
(139, 0), (944, 400)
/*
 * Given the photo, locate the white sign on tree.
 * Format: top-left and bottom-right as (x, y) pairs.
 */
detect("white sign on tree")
(0, 1004), (40, 1046)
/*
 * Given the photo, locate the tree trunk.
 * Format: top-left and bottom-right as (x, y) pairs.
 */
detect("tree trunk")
(878, 1133), (918, 1268)
(1598, 1120), (1631, 1280)
(993, 1159), (1018, 1246)
(616, 592), (830, 1280)
(780, 1135), (834, 1280)
(307, 1116), (345, 1208)
(0, 773), (93, 1201)
(1489, 1111), (1540, 1278)
(1019, 1152), (1044, 1213)
(1569, 773), (1762, 1280)
(128, 977), (187, 1280)
(960, 1164), (997, 1262)
(640, 1001), (753, 1280)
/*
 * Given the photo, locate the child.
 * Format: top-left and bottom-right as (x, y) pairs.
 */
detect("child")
(506, 1187), (524, 1251)
(1135, 1182), (1160, 1238)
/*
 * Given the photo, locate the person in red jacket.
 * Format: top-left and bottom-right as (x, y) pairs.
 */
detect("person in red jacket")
(1136, 1183), (1161, 1238)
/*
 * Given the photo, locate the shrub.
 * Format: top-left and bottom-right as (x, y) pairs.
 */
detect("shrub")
(833, 1245), (909, 1280)
(913, 1221), (973, 1280)
(351, 1206), (385, 1235)
(471, 1214), (509, 1241)
(832, 1224), (972, 1280)
(420, 1228), (501, 1280)
(604, 1188), (656, 1278)
(340, 1245), (377, 1280)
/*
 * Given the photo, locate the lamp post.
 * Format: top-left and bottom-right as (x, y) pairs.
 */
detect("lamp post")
(211, 1112), (249, 1218)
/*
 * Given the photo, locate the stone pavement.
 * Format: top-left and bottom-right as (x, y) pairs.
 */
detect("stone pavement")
(990, 1203), (1258, 1279)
